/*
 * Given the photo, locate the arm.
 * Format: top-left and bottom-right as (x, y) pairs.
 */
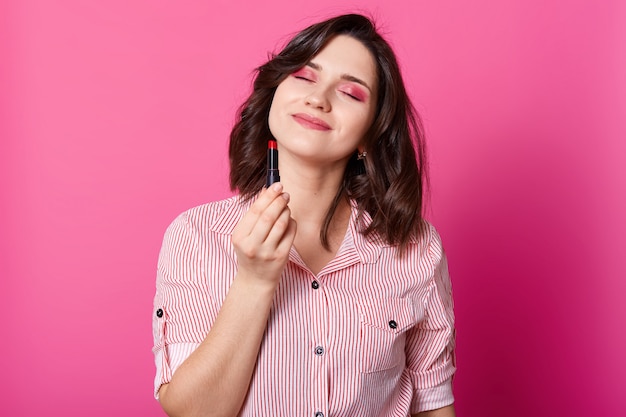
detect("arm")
(406, 225), (456, 414)
(158, 184), (296, 417)
(412, 404), (456, 417)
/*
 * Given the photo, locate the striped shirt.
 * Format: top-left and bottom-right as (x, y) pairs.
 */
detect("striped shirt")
(152, 195), (455, 415)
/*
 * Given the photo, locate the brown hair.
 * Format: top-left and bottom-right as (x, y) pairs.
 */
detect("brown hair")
(229, 13), (428, 252)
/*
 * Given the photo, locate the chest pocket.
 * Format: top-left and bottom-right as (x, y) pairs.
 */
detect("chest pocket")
(358, 297), (422, 373)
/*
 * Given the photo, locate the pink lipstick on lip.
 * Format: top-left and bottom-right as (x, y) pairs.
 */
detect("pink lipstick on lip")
(292, 113), (331, 131)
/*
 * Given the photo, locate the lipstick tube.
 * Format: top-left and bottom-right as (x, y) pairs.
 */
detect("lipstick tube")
(266, 139), (280, 187)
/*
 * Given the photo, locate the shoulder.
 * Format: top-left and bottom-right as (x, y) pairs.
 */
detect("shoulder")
(165, 195), (249, 237)
(351, 199), (443, 259)
(393, 221), (446, 277)
(407, 221), (444, 257)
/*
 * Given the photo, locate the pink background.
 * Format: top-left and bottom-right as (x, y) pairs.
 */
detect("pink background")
(2, 0), (625, 416)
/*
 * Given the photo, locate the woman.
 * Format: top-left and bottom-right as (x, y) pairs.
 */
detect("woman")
(152, 13), (456, 417)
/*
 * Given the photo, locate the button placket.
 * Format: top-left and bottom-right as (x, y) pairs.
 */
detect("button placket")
(309, 272), (328, 417)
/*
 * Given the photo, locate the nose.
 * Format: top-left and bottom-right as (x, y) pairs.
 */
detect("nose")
(305, 87), (331, 112)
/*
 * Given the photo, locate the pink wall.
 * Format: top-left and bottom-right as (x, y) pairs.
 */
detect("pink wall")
(2, 1), (624, 415)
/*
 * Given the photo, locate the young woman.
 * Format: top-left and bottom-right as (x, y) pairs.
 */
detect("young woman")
(152, 13), (456, 417)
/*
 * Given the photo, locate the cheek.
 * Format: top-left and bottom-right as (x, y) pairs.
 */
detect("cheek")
(348, 109), (375, 137)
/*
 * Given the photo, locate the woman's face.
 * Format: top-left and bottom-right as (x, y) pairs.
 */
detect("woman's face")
(268, 35), (377, 169)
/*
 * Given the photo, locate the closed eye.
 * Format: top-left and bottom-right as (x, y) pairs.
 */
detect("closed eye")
(292, 68), (316, 82)
(339, 85), (367, 102)
(341, 91), (363, 102)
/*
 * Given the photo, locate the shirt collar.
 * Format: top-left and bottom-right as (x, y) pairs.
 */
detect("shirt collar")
(345, 199), (385, 264)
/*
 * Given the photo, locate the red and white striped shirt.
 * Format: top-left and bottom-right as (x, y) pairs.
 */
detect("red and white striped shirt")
(152, 196), (455, 415)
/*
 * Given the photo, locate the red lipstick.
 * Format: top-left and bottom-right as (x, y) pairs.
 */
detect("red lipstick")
(266, 139), (280, 187)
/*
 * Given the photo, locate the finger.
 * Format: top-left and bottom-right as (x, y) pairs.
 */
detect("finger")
(274, 217), (297, 259)
(246, 192), (291, 245)
(263, 205), (294, 248)
(233, 183), (285, 238)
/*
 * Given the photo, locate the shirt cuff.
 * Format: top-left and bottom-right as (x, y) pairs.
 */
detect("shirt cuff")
(153, 342), (200, 399)
(411, 377), (454, 413)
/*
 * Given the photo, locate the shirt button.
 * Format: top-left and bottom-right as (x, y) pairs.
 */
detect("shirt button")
(311, 281), (319, 289)
(156, 308), (164, 318)
(314, 346), (324, 356)
(315, 412), (324, 417)
(388, 320), (397, 329)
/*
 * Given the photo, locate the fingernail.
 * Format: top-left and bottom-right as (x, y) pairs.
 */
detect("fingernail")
(281, 192), (290, 201)
(271, 182), (282, 192)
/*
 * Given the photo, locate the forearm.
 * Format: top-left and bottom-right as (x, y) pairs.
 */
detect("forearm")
(413, 404), (456, 417)
(159, 276), (277, 417)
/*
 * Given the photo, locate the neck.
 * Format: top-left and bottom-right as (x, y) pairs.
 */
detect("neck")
(278, 153), (349, 228)
(281, 172), (343, 227)
(276, 152), (353, 271)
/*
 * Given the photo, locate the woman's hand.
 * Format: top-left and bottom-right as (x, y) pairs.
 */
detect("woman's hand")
(231, 182), (297, 287)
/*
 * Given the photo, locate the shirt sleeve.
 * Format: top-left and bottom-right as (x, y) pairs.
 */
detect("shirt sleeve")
(405, 225), (456, 413)
(151, 211), (215, 399)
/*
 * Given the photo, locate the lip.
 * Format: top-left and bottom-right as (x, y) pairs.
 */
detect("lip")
(291, 113), (332, 131)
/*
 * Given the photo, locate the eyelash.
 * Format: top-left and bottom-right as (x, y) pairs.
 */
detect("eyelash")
(292, 73), (364, 102)
(341, 91), (362, 101)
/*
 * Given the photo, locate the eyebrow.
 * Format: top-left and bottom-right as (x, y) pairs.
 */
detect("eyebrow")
(306, 61), (373, 93)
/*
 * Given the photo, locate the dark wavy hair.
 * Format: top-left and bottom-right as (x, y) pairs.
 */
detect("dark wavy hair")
(229, 13), (428, 252)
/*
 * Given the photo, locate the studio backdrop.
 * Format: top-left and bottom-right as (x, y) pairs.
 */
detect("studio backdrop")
(1, 1), (624, 416)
